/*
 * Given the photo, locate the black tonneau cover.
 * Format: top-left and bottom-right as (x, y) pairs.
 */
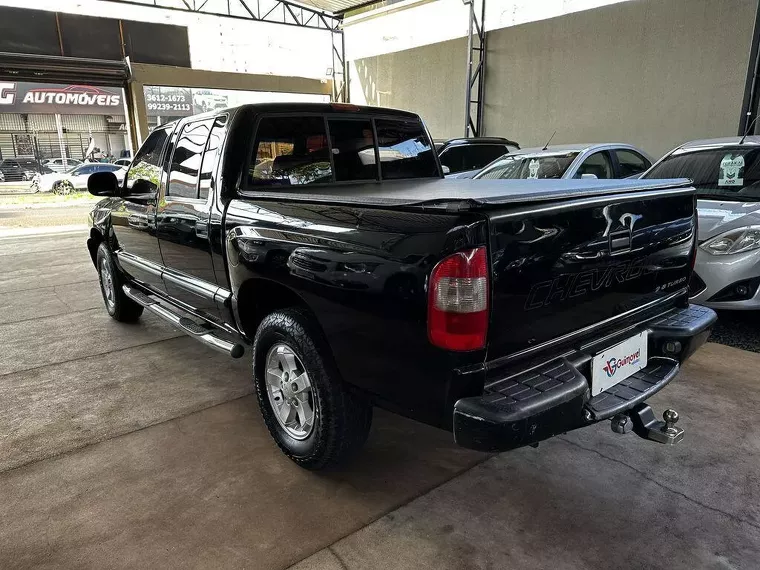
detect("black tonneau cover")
(239, 178), (693, 209)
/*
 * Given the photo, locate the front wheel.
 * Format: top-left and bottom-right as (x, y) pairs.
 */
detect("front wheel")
(96, 242), (144, 322)
(53, 180), (74, 195)
(253, 308), (372, 470)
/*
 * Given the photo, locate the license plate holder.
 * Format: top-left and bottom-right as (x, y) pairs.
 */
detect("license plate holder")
(591, 332), (648, 397)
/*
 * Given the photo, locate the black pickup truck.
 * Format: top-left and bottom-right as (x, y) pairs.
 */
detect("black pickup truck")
(87, 103), (716, 469)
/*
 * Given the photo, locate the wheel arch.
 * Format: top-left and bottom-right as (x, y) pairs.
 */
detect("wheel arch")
(86, 227), (104, 267)
(235, 277), (316, 340)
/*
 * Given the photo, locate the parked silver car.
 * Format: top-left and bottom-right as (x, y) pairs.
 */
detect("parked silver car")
(470, 143), (652, 181)
(642, 136), (760, 309)
(42, 158), (82, 173)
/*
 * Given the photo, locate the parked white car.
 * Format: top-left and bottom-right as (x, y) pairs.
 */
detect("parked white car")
(33, 163), (126, 193)
(112, 158), (131, 167)
(469, 143), (653, 180)
(42, 158), (82, 173)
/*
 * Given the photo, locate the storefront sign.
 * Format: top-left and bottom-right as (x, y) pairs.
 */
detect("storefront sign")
(0, 81), (234, 119)
(143, 86), (193, 117)
(0, 81), (123, 115)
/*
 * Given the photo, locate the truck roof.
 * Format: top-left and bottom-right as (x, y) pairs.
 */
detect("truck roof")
(219, 102), (423, 119)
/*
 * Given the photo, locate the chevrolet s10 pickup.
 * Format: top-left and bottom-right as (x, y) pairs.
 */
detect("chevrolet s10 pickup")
(87, 103), (716, 469)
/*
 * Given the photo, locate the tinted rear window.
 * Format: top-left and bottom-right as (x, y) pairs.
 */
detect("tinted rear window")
(644, 146), (760, 199)
(248, 116), (331, 187)
(328, 118), (377, 182)
(375, 119), (438, 180)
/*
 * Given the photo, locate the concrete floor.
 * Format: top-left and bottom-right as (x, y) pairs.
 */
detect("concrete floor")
(1, 229), (759, 570)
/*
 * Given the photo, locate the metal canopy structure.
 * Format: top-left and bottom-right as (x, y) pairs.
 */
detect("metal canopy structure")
(100, 0), (381, 102)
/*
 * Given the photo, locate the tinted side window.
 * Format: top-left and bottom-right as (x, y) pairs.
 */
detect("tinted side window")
(167, 119), (213, 199)
(438, 147), (466, 173)
(126, 127), (170, 193)
(199, 115), (227, 200)
(328, 118), (377, 182)
(249, 116), (331, 187)
(576, 152), (613, 179)
(440, 145), (508, 174)
(616, 150), (650, 178)
(375, 119), (438, 180)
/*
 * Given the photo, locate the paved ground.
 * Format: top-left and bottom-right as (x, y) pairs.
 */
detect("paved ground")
(0, 203), (92, 230)
(1, 225), (759, 570)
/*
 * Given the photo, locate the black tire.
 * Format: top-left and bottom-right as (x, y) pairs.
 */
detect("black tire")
(96, 242), (144, 322)
(253, 308), (372, 470)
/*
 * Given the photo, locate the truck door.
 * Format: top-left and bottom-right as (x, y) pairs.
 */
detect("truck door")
(111, 125), (171, 292)
(155, 116), (222, 317)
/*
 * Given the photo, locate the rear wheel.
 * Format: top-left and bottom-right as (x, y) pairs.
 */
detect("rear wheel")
(253, 308), (372, 470)
(96, 242), (143, 322)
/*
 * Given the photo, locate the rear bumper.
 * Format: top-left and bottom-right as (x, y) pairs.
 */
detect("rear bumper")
(453, 304), (716, 452)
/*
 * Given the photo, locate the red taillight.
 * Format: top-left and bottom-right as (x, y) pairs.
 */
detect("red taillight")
(428, 247), (489, 351)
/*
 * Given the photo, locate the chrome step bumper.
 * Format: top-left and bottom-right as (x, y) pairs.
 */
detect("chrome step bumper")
(123, 284), (245, 359)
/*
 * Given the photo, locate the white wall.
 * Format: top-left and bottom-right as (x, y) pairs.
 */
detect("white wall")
(344, 0), (634, 60)
(349, 0), (756, 157)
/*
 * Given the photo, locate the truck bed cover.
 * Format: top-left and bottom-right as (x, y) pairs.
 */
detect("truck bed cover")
(240, 178), (693, 209)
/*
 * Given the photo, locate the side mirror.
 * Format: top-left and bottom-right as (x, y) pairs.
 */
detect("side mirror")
(581, 173), (598, 180)
(441, 165), (451, 175)
(88, 171), (120, 196)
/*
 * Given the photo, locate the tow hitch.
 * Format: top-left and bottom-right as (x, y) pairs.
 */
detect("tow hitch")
(610, 404), (684, 445)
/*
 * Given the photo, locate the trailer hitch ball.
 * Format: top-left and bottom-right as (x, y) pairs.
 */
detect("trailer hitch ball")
(610, 413), (630, 434)
(628, 404), (685, 445)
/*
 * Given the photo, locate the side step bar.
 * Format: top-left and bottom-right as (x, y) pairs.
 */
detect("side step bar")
(123, 284), (245, 359)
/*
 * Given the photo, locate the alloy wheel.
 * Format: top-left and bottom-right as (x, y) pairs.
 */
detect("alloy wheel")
(99, 259), (116, 310)
(264, 343), (317, 440)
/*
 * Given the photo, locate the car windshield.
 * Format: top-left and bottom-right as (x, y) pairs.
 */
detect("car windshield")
(474, 152), (579, 180)
(644, 145), (760, 200)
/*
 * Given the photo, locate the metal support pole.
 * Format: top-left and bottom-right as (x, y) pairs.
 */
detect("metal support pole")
(332, 28), (348, 102)
(54, 113), (67, 162)
(463, 0), (486, 137)
(739, 0), (760, 135)
(475, 0), (486, 133)
(463, 0), (475, 137)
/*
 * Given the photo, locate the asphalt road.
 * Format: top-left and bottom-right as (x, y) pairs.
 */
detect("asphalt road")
(710, 310), (760, 353)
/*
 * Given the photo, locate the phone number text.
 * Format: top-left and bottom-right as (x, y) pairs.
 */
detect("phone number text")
(146, 103), (192, 112)
(146, 93), (188, 103)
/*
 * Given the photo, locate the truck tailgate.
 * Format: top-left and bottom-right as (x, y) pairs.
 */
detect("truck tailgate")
(486, 186), (696, 361)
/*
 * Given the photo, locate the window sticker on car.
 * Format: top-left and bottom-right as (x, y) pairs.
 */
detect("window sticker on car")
(719, 154), (744, 186)
(528, 159), (540, 179)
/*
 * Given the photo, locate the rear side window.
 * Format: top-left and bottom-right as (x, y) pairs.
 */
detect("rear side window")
(576, 152), (613, 179)
(199, 115), (227, 200)
(328, 118), (377, 182)
(440, 144), (507, 174)
(126, 126), (170, 193)
(616, 150), (650, 178)
(166, 119), (213, 199)
(375, 119), (438, 180)
(249, 116), (331, 187)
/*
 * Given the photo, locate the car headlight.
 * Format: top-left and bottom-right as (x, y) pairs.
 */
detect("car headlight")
(701, 226), (760, 255)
